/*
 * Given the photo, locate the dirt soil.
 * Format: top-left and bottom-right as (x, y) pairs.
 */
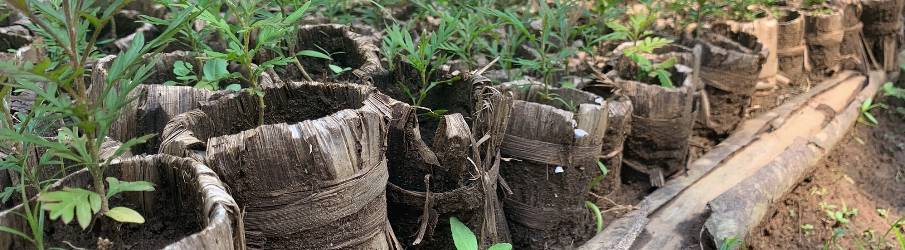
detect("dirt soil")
(746, 95), (905, 250)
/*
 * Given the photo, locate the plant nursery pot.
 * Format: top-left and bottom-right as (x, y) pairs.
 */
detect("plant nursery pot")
(160, 81), (401, 249)
(803, 7), (845, 77)
(254, 24), (383, 84)
(718, 15), (779, 82)
(368, 60), (513, 249)
(830, 0), (872, 72)
(678, 29), (768, 135)
(0, 154), (242, 250)
(612, 52), (695, 186)
(88, 51), (283, 155)
(494, 82), (609, 249)
(776, 9), (807, 86)
(861, 0), (904, 72)
(580, 85), (633, 197)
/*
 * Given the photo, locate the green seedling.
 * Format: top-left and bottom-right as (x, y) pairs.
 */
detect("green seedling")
(451, 217), (512, 250)
(879, 209), (889, 219)
(482, 0), (577, 100)
(0, 0), (206, 248)
(605, 11), (678, 88)
(586, 161), (609, 235)
(858, 97), (888, 126)
(720, 237), (746, 250)
(824, 229), (848, 250)
(297, 45), (352, 76)
(384, 18), (458, 117)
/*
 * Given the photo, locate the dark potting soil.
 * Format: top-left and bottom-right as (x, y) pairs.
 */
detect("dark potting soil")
(743, 98), (905, 249)
(14, 187), (201, 250)
(278, 33), (361, 83)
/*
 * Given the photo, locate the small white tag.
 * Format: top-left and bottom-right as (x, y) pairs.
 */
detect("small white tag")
(554, 166), (564, 173)
(574, 129), (588, 139)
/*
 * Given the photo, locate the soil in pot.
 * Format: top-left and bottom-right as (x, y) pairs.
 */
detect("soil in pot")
(3, 154), (240, 250)
(495, 81), (608, 249)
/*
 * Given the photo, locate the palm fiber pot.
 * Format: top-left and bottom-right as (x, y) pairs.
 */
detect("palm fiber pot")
(254, 24), (382, 84)
(495, 81), (609, 249)
(369, 59), (513, 249)
(160, 81), (400, 249)
(88, 51), (283, 155)
(0, 154), (243, 250)
(679, 29), (768, 135)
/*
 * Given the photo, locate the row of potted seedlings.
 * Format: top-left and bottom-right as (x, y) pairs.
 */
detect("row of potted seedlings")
(0, 0), (900, 249)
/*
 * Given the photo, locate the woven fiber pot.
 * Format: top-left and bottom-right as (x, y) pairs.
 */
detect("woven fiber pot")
(88, 51), (282, 155)
(580, 85), (633, 197)
(861, 0), (904, 72)
(0, 154), (242, 249)
(776, 9), (807, 86)
(804, 8), (845, 77)
(613, 56), (695, 187)
(254, 24), (382, 84)
(369, 59), (513, 249)
(160, 81), (400, 249)
(678, 29), (767, 135)
(494, 82), (608, 249)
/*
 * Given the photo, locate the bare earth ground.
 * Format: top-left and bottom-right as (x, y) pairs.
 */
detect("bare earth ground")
(747, 95), (905, 249)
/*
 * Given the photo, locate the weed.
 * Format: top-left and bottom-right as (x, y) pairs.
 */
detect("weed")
(879, 209), (889, 219)
(824, 228), (848, 250)
(822, 199), (856, 224)
(0, 0), (205, 248)
(450, 217), (512, 250)
(720, 237), (746, 250)
(858, 97), (888, 126)
(790, 209), (796, 217)
(802, 224), (815, 236)
(434, 4), (501, 70)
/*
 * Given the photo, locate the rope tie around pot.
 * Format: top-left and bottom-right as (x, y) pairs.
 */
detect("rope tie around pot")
(502, 198), (561, 230)
(242, 159), (388, 241)
(499, 134), (603, 167)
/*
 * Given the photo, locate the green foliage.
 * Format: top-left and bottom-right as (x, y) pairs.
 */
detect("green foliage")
(38, 187), (101, 230)
(0, 0), (203, 248)
(589, 161), (609, 190)
(482, 0), (578, 100)
(384, 18), (459, 116)
(858, 97), (887, 126)
(437, 9), (501, 70)
(450, 217), (512, 250)
(585, 201), (603, 235)
(191, 0), (312, 124)
(821, 199), (856, 224)
(720, 237), (746, 250)
(297, 45), (351, 75)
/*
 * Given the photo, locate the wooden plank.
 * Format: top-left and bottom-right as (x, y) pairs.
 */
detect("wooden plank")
(635, 75), (868, 249)
(704, 71), (885, 247)
(579, 70), (861, 250)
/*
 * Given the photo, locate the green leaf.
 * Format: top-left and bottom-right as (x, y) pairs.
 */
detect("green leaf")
(163, 81), (179, 86)
(225, 84), (242, 91)
(586, 201), (603, 234)
(865, 113), (878, 125)
(487, 243), (513, 250)
(597, 162), (608, 175)
(202, 59), (229, 82)
(659, 57), (677, 69)
(296, 50), (333, 61)
(173, 60), (193, 77)
(105, 177), (155, 199)
(0, 226), (33, 242)
(39, 188), (102, 230)
(284, 1), (313, 24)
(105, 207), (145, 224)
(328, 65), (350, 74)
(450, 217), (478, 250)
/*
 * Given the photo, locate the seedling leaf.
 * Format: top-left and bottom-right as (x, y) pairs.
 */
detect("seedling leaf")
(450, 217), (478, 250)
(105, 207), (145, 224)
